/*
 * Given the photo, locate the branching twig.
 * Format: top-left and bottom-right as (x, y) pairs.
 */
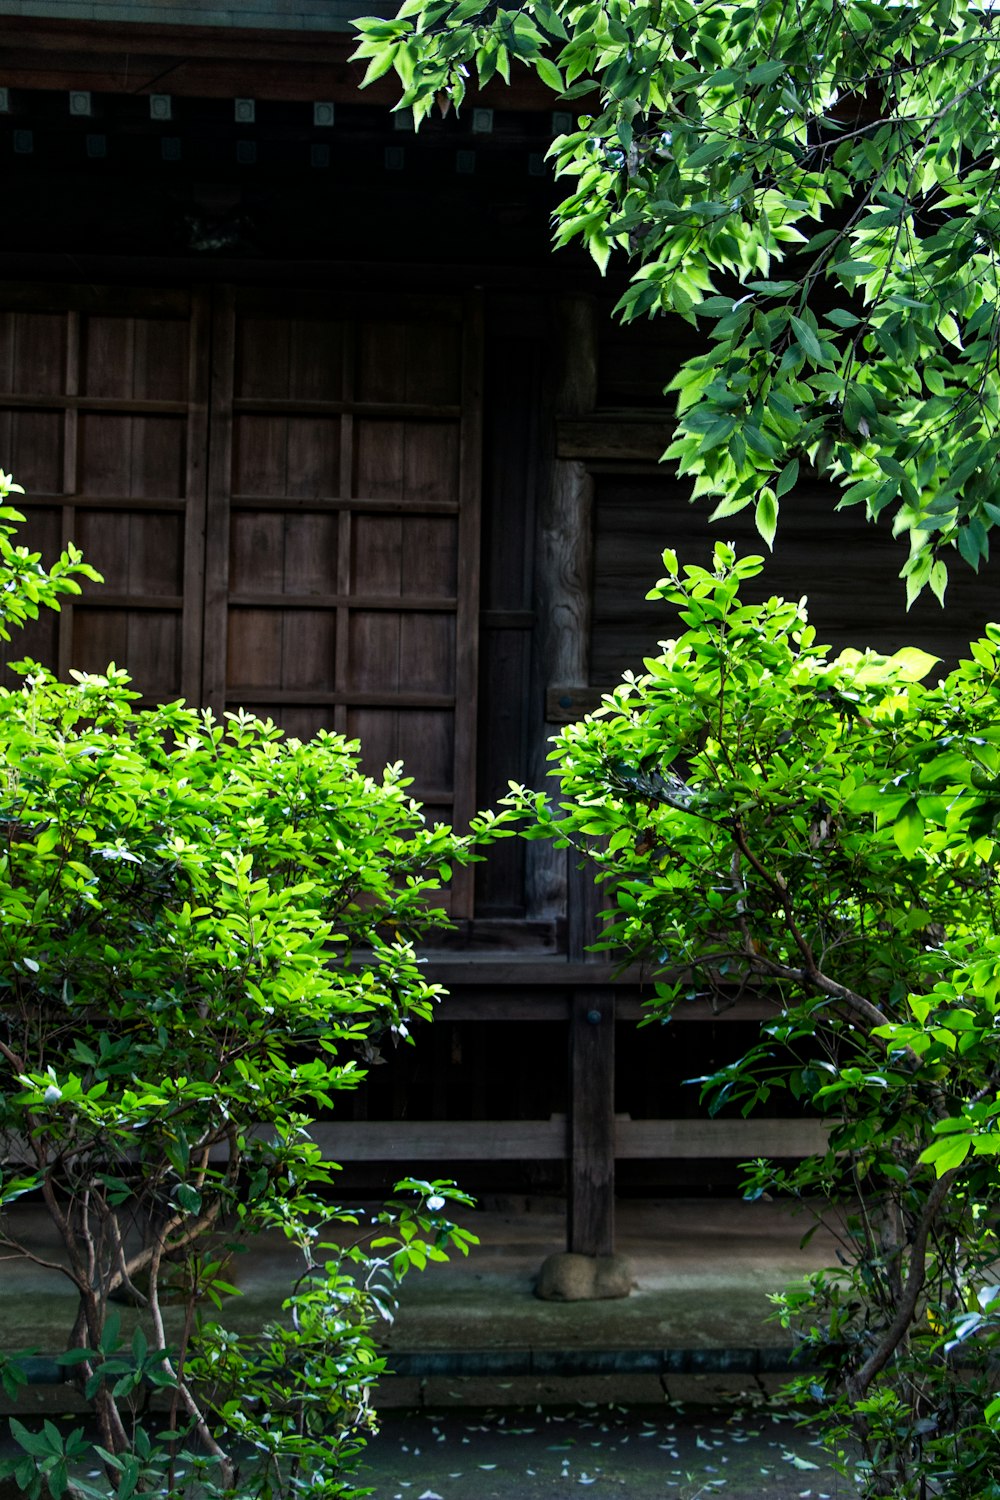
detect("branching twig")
(846, 1168), (958, 1400)
(147, 1233), (237, 1491)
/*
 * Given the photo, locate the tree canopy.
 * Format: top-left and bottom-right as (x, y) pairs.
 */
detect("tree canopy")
(509, 544), (1000, 1494)
(354, 0), (1000, 601)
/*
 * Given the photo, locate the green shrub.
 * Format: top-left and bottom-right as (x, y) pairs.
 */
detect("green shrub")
(511, 541), (1000, 1497)
(0, 471), (511, 1498)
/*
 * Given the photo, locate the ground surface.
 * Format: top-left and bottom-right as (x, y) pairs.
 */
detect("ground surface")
(0, 1198), (842, 1359)
(359, 1400), (857, 1499)
(1, 1196), (857, 1495)
(0, 1398), (856, 1499)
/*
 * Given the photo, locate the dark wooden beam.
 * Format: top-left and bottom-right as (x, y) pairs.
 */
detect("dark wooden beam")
(557, 414), (673, 464)
(434, 989), (780, 1021)
(615, 1117), (832, 1159)
(546, 683), (604, 722)
(422, 958), (641, 987)
(0, 17), (579, 109)
(568, 987), (616, 1256)
(5, 1115), (827, 1167)
(567, 845), (608, 964)
(527, 295), (599, 923)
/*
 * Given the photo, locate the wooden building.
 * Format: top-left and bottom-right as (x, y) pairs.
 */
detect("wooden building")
(2, 3), (998, 1261)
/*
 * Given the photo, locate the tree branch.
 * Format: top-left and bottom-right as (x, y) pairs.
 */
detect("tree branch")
(846, 1166), (958, 1400)
(147, 1234), (236, 1491)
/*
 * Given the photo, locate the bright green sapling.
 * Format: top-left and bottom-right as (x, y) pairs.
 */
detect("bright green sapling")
(0, 471), (507, 1498)
(510, 542), (1000, 1496)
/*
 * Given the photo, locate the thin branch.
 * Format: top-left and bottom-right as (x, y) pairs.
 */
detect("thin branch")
(846, 1167), (958, 1400)
(147, 1234), (236, 1490)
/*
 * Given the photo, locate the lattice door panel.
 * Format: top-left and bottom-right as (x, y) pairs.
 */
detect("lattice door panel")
(0, 287), (208, 703)
(205, 289), (483, 917)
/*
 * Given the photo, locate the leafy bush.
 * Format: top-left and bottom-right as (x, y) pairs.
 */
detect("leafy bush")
(510, 542), (1000, 1497)
(0, 472), (509, 1499)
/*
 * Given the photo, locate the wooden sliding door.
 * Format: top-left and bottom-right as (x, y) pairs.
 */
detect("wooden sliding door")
(0, 285), (209, 702)
(0, 284), (483, 914)
(202, 288), (483, 914)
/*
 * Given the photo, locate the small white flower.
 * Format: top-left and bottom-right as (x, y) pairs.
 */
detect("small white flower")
(43, 1085), (62, 1104)
(426, 1194), (446, 1211)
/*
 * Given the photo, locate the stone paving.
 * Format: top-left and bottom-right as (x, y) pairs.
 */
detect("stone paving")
(0, 1196), (859, 1494)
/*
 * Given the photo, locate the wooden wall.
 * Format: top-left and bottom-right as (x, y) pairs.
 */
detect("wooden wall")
(588, 302), (1000, 688)
(4, 276), (996, 935)
(591, 473), (1000, 689)
(12, 1), (362, 30)
(0, 281), (485, 914)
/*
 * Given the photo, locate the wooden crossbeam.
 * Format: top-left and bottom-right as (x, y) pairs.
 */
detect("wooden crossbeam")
(294, 1116), (830, 1163)
(2, 1116), (831, 1167)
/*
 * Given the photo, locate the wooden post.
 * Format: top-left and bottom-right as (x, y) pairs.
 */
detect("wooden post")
(527, 295), (598, 921)
(568, 987), (616, 1257)
(524, 297), (616, 1257)
(202, 284), (235, 715)
(567, 850), (607, 964)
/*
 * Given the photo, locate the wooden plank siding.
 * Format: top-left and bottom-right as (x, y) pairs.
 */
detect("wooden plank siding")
(0, 285), (209, 703)
(9, 2), (366, 29)
(474, 294), (546, 921)
(590, 470), (1000, 691)
(0, 19), (561, 112)
(587, 299), (1000, 685)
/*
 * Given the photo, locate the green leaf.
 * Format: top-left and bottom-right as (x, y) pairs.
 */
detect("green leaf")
(888, 646), (941, 682)
(99, 1310), (121, 1356)
(755, 489), (778, 549)
(919, 1133), (972, 1174)
(686, 139), (729, 170)
(929, 559), (948, 605)
(833, 258), (877, 279)
(893, 800), (925, 859)
(55, 1348), (96, 1367)
(789, 315), (823, 363)
(535, 56), (564, 91)
(825, 308), (860, 328)
(360, 48), (398, 88)
(746, 59), (785, 86)
(9, 1418), (51, 1459)
(174, 1182), (202, 1216)
(775, 459), (799, 499)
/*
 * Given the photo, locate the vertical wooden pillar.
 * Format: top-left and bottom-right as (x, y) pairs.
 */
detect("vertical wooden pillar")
(568, 987), (616, 1257)
(181, 287), (211, 705)
(524, 295), (615, 1257)
(527, 296), (598, 921)
(450, 291), (486, 920)
(567, 849), (607, 963)
(202, 284), (235, 715)
(56, 309), (80, 683)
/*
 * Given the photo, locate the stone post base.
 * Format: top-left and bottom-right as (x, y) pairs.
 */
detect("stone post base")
(535, 1251), (634, 1301)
